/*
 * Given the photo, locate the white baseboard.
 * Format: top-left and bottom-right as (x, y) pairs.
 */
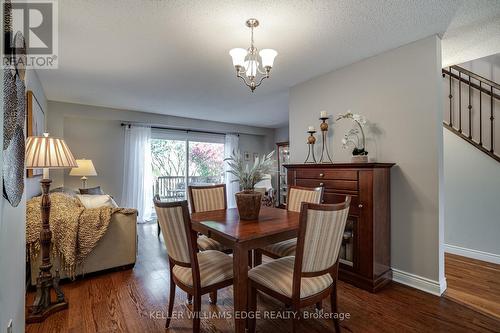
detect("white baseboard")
(392, 269), (445, 296)
(445, 244), (500, 264)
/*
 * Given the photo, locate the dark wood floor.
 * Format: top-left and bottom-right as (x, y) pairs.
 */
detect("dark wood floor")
(26, 222), (500, 333)
(445, 253), (500, 320)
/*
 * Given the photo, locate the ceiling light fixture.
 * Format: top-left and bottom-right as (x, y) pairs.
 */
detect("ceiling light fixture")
(229, 19), (278, 92)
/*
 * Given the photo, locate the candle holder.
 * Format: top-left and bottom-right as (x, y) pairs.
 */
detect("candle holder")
(304, 130), (317, 163)
(319, 117), (334, 163)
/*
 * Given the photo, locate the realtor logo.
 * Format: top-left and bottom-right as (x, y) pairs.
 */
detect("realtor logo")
(2, 0), (58, 69)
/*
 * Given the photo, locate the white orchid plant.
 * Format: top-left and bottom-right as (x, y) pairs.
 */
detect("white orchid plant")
(224, 150), (275, 191)
(336, 110), (368, 156)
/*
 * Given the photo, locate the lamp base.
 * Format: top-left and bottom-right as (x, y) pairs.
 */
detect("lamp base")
(26, 272), (68, 323)
(80, 176), (87, 189)
(26, 179), (69, 324)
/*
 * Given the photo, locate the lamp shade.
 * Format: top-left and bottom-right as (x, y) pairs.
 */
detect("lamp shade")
(229, 48), (247, 67)
(69, 159), (97, 177)
(259, 49), (277, 68)
(25, 133), (77, 169)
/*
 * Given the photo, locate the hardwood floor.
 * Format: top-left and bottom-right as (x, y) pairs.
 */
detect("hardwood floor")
(26, 222), (500, 333)
(445, 253), (500, 320)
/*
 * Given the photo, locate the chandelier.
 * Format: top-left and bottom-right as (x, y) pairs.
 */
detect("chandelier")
(229, 19), (278, 92)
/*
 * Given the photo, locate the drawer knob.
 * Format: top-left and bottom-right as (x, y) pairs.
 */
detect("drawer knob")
(319, 182), (324, 186)
(321, 200), (325, 203)
(319, 173), (324, 177)
(358, 204), (363, 208)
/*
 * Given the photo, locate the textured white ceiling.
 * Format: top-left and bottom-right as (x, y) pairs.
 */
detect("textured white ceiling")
(37, 0), (500, 128)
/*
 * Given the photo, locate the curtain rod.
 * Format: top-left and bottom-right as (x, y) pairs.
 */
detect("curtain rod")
(120, 122), (240, 137)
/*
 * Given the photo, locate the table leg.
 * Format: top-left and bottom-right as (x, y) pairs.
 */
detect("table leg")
(233, 244), (248, 333)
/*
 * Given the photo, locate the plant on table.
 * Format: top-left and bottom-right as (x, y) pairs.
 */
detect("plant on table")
(224, 150), (274, 191)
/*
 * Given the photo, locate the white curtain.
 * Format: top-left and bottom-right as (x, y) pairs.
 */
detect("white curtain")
(121, 126), (154, 223)
(224, 134), (239, 208)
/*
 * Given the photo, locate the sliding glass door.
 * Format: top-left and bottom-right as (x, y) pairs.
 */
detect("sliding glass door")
(151, 130), (225, 201)
(188, 141), (225, 186)
(151, 137), (187, 200)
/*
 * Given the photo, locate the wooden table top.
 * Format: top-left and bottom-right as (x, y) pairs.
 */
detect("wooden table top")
(191, 207), (300, 243)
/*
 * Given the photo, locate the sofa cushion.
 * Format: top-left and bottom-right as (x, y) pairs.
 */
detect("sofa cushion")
(79, 186), (104, 195)
(76, 194), (118, 208)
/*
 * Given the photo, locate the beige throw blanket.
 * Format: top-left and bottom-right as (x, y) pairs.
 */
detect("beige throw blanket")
(26, 193), (137, 278)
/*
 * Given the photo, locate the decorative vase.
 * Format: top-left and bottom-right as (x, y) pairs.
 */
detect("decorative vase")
(351, 155), (368, 163)
(235, 190), (262, 220)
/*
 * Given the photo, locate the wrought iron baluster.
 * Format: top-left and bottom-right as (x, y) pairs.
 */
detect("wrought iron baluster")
(479, 82), (482, 145)
(468, 75), (472, 139)
(491, 86), (495, 153)
(459, 72), (462, 132)
(449, 67), (453, 127)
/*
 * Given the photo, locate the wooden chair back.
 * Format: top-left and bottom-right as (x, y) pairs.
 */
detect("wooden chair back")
(188, 184), (227, 213)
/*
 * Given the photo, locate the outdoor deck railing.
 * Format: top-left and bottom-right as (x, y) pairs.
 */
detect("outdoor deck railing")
(154, 175), (223, 200)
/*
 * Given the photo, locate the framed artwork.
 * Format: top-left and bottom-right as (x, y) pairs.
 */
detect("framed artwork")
(244, 151), (251, 161)
(26, 90), (45, 177)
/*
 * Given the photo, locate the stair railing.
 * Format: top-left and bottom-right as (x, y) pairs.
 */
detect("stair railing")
(442, 65), (500, 163)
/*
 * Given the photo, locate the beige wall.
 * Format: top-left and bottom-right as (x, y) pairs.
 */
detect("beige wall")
(289, 36), (444, 289)
(47, 101), (276, 205)
(274, 125), (289, 143)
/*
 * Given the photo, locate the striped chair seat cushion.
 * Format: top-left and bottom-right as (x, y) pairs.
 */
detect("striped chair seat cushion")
(197, 235), (227, 252)
(172, 250), (233, 288)
(248, 256), (333, 298)
(263, 238), (297, 257)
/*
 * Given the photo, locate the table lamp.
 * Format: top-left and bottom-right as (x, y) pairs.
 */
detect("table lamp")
(25, 133), (77, 323)
(69, 159), (97, 188)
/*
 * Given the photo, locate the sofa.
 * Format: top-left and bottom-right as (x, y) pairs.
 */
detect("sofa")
(29, 210), (137, 286)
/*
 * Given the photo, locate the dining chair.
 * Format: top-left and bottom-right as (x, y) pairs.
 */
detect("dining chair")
(254, 185), (324, 266)
(154, 199), (234, 332)
(187, 184), (230, 253)
(247, 199), (351, 333)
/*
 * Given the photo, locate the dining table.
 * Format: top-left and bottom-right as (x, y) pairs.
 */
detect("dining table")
(191, 206), (300, 333)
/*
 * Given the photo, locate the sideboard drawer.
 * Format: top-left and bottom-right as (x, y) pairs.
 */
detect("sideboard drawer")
(295, 179), (358, 192)
(323, 192), (360, 216)
(295, 169), (358, 180)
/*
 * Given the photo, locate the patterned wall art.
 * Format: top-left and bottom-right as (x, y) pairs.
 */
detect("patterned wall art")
(2, 0), (27, 207)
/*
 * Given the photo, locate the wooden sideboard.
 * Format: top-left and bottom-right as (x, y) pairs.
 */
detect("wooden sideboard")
(285, 163), (394, 292)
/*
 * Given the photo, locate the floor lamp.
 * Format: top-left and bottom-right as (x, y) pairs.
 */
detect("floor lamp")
(25, 133), (77, 323)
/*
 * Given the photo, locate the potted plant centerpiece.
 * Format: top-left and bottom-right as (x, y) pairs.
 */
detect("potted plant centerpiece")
(225, 150), (274, 220)
(337, 110), (369, 163)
